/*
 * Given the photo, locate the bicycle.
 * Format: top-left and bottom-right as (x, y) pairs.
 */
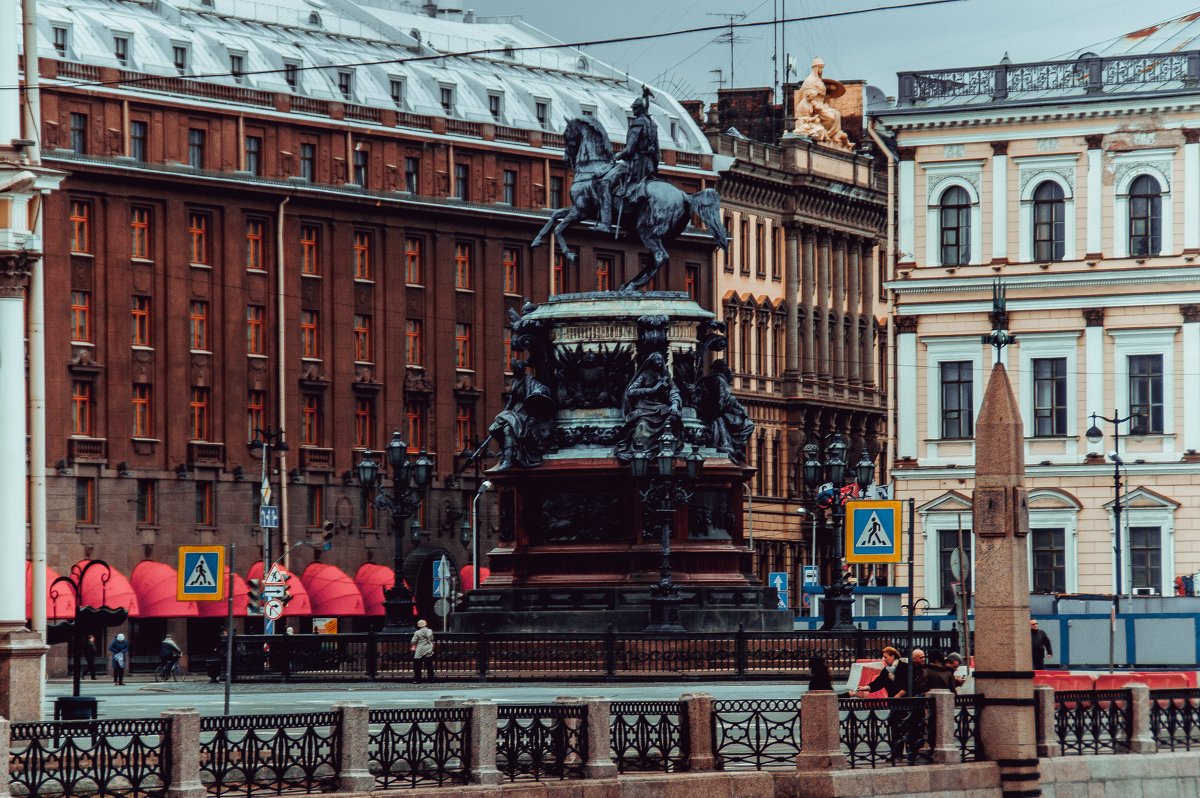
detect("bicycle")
(155, 656), (183, 682)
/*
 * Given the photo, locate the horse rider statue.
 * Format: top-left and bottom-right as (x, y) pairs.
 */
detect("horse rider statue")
(595, 86), (659, 234)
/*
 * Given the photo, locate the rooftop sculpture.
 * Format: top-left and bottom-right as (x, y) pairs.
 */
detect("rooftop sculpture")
(792, 56), (850, 150)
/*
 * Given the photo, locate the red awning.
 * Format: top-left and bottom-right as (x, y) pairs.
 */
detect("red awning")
(247, 561), (312, 616)
(301, 563), (365, 616)
(354, 563), (393, 616)
(460, 565), (491, 591)
(130, 561), (199, 618)
(72, 560), (140, 616)
(197, 569), (251, 617)
(27, 562), (76, 620)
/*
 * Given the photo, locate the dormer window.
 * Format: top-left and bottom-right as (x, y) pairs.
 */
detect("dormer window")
(172, 45), (188, 74)
(284, 61), (299, 89)
(389, 79), (403, 106)
(669, 119), (678, 141)
(535, 100), (548, 128)
(488, 93), (502, 121)
(581, 105), (595, 118)
(114, 35), (129, 66)
(230, 53), (244, 83)
(439, 85), (454, 113)
(576, 56), (589, 71)
(337, 71), (353, 100)
(52, 27), (68, 57)
(308, 11), (321, 25)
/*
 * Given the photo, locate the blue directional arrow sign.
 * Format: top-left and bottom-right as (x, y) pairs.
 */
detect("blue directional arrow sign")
(768, 572), (788, 610)
(259, 505), (280, 528)
(845, 500), (902, 563)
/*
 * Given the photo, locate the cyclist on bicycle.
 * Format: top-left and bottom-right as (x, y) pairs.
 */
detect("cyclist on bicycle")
(159, 633), (182, 673)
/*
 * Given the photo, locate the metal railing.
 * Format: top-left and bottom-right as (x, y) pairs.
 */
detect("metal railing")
(1054, 689), (1132, 755)
(10, 718), (170, 798)
(839, 696), (934, 768)
(199, 712), (340, 796)
(367, 707), (470, 788)
(609, 701), (686, 772)
(495, 704), (587, 782)
(954, 693), (981, 761)
(711, 698), (801, 770)
(1149, 688), (1200, 752)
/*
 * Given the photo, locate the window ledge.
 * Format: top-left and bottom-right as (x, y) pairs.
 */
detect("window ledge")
(301, 272), (322, 280)
(247, 268), (268, 275)
(353, 278), (374, 285)
(190, 349), (213, 356)
(131, 257), (154, 265)
(132, 437), (162, 443)
(455, 288), (474, 294)
(132, 344), (154, 352)
(189, 263), (212, 270)
(248, 352), (268, 359)
(70, 252), (94, 259)
(406, 282), (424, 289)
(302, 356), (322, 363)
(70, 340), (93, 348)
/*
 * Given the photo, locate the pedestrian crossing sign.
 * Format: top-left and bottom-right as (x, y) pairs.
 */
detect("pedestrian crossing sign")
(177, 546), (225, 601)
(844, 501), (902, 563)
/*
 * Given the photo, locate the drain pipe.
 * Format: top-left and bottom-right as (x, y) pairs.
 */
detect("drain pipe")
(276, 197), (291, 570)
(866, 118), (897, 477)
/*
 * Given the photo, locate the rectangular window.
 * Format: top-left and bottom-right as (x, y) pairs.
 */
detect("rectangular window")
(405, 237), (422, 283)
(488, 94), (502, 120)
(70, 112), (87, 154)
(595, 254), (612, 292)
(390, 79), (403, 106)
(247, 390), (264, 442)
(131, 296), (150, 346)
(553, 251), (567, 294)
(132, 384), (151, 437)
(940, 360), (973, 439)
(454, 243), (471, 289)
(503, 247), (520, 294)
(70, 290), (90, 342)
(1130, 526), (1161, 592)
(938, 528), (969, 608)
(1031, 527), (1066, 593)
(53, 26), (68, 56)
(189, 301), (209, 350)
(454, 163), (469, 200)
(188, 128), (205, 168)
(130, 207), (149, 258)
(404, 156), (419, 193)
(195, 481), (213, 525)
(353, 150), (367, 188)
(354, 398), (373, 448)
(337, 71), (353, 99)
(71, 380), (91, 435)
(246, 305), (264, 354)
(245, 135), (262, 175)
(456, 404), (472, 452)
(406, 400), (424, 452)
(173, 45), (187, 73)
(136, 480), (155, 524)
(503, 169), (516, 204)
(756, 222), (765, 277)
(307, 486), (323, 527)
(353, 314), (371, 361)
(130, 120), (147, 161)
(503, 327), (515, 371)
(536, 101), (548, 128)
(440, 86), (453, 113)
(245, 219), (264, 270)
(300, 310), (319, 358)
(740, 219), (750, 273)
(188, 213), (208, 264)
(302, 393), (321, 445)
(353, 231), (371, 279)
(301, 224), (319, 274)
(76, 478), (95, 524)
(1129, 354), (1164, 433)
(114, 35), (128, 65)
(772, 227), (782, 279)
(549, 175), (563, 208)
(190, 387), (209, 440)
(230, 53), (243, 82)
(405, 319), (422, 366)
(70, 201), (90, 254)
(284, 62), (298, 89)
(685, 264), (699, 300)
(1032, 357), (1067, 437)
(455, 323), (472, 369)
(300, 143), (315, 181)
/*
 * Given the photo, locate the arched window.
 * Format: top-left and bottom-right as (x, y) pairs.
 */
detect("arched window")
(1129, 174), (1162, 257)
(939, 186), (971, 266)
(1033, 181), (1065, 262)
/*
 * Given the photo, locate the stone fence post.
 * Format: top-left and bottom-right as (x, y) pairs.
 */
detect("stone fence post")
(795, 690), (845, 771)
(0, 716), (10, 797)
(928, 690), (960, 764)
(465, 699), (501, 785)
(333, 702), (373, 792)
(681, 692), (714, 771)
(1127, 683), (1155, 753)
(162, 708), (203, 798)
(1033, 684), (1060, 757)
(582, 698), (617, 779)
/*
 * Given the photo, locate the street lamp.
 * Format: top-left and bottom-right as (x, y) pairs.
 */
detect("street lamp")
(249, 426), (288, 631)
(628, 433), (705, 635)
(801, 433), (876, 631)
(1085, 410), (1145, 622)
(462, 480), (494, 591)
(356, 430), (433, 633)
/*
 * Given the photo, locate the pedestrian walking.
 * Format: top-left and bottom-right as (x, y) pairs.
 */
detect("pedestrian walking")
(1030, 619), (1053, 669)
(411, 619), (435, 683)
(82, 634), (98, 680)
(109, 633), (129, 685)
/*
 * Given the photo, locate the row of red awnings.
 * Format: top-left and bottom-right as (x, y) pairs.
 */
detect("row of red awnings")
(25, 560), (397, 619)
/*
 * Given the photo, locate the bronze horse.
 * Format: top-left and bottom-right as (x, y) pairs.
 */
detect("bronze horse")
(531, 117), (729, 291)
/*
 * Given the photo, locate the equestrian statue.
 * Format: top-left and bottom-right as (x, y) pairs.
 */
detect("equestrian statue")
(531, 86), (728, 291)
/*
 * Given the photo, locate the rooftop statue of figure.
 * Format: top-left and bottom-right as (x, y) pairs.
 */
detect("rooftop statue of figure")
(793, 56), (850, 150)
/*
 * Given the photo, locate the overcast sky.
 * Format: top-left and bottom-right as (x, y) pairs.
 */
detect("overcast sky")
(462, 0), (1200, 103)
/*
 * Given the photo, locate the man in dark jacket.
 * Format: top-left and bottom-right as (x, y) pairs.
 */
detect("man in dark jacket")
(1031, 619), (1053, 669)
(854, 646), (916, 761)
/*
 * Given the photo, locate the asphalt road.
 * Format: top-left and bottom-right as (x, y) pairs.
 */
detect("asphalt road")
(45, 675), (811, 719)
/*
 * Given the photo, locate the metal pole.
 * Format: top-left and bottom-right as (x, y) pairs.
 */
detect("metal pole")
(260, 438), (273, 636)
(906, 497), (915, 697)
(224, 544), (235, 714)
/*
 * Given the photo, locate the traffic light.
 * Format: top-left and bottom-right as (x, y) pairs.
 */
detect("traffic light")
(247, 578), (264, 611)
(321, 520), (334, 551)
(281, 578), (294, 607)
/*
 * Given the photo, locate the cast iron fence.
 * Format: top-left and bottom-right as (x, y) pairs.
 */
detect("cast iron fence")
(1149, 688), (1200, 752)
(495, 704), (587, 782)
(954, 693), (981, 761)
(711, 698), (802, 770)
(1054, 690), (1132, 755)
(198, 712), (340, 796)
(838, 696), (934, 768)
(609, 701), (686, 773)
(10, 718), (170, 798)
(227, 629), (957, 682)
(367, 707), (470, 789)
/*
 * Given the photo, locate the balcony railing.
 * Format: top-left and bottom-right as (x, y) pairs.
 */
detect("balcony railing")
(188, 442), (225, 466)
(67, 437), (106, 461)
(300, 447), (335, 471)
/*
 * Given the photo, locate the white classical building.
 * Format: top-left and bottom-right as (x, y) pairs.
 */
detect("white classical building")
(872, 15), (1200, 610)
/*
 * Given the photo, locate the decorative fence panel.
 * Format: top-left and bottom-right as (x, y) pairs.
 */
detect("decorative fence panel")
(198, 712), (340, 796)
(954, 694), (981, 762)
(1150, 688), (1200, 752)
(10, 718), (170, 798)
(711, 699), (801, 770)
(609, 701), (686, 773)
(1054, 690), (1132, 755)
(367, 707), (470, 789)
(838, 696), (934, 768)
(495, 705), (587, 782)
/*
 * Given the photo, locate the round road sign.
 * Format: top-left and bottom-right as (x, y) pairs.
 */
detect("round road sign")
(265, 598), (284, 620)
(433, 598), (450, 617)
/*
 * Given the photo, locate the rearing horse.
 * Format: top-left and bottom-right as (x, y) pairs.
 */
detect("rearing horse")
(531, 117), (729, 291)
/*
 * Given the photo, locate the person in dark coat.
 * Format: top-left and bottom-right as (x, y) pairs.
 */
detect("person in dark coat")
(1030, 619), (1053, 669)
(854, 646), (915, 761)
(807, 656), (834, 691)
(108, 633), (129, 685)
(82, 634), (98, 680)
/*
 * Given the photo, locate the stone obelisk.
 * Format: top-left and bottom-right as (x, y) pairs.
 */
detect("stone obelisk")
(972, 363), (1039, 793)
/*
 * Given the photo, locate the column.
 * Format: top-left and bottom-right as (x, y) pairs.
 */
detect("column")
(802, 230), (816, 380)
(991, 142), (1008, 263)
(928, 690), (961, 764)
(831, 238), (845, 384)
(785, 226), (800, 380)
(583, 699), (617, 778)
(1127, 683), (1155, 753)
(334, 702), (374, 792)
(896, 316), (919, 460)
(1083, 309), (1105, 458)
(681, 693), (715, 771)
(1185, 131), (1200, 252)
(861, 243), (877, 389)
(898, 150), (916, 264)
(794, 689), (845, 770)
(847, 243), (862, 386)
(1086, 136), (1103, 257)
(163, 709), (205, 798)
(465, 700), (502, 784)
(1183, 306), (1200, 453)
(816, 235), (831, 381)
(1033, 684), (1061, 757)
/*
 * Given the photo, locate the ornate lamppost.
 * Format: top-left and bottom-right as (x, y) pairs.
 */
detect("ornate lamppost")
(356, 431), (433, 633)
(629, 433), (705, 635)
(801, 434), (876, 631)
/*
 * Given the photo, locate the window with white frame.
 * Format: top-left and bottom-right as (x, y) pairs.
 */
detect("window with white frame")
(922, 337), (983, 455)
(1018, 330), (1080, 439)
(1033, 182), (1066, 261)
(1015, 156), (1078, 263)
(1112, 153), (1174, 258)
(940, 361), (973, 439)
(1026, 493), (1081, 594)
(1109, 328), (1176, 442)
(919, 504), (974, 610)
(939, 186), (971, 266)
(1115, 494), (1177, 596)
(923, 162), (983, 267)
(1129, 175), (1162, 257)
